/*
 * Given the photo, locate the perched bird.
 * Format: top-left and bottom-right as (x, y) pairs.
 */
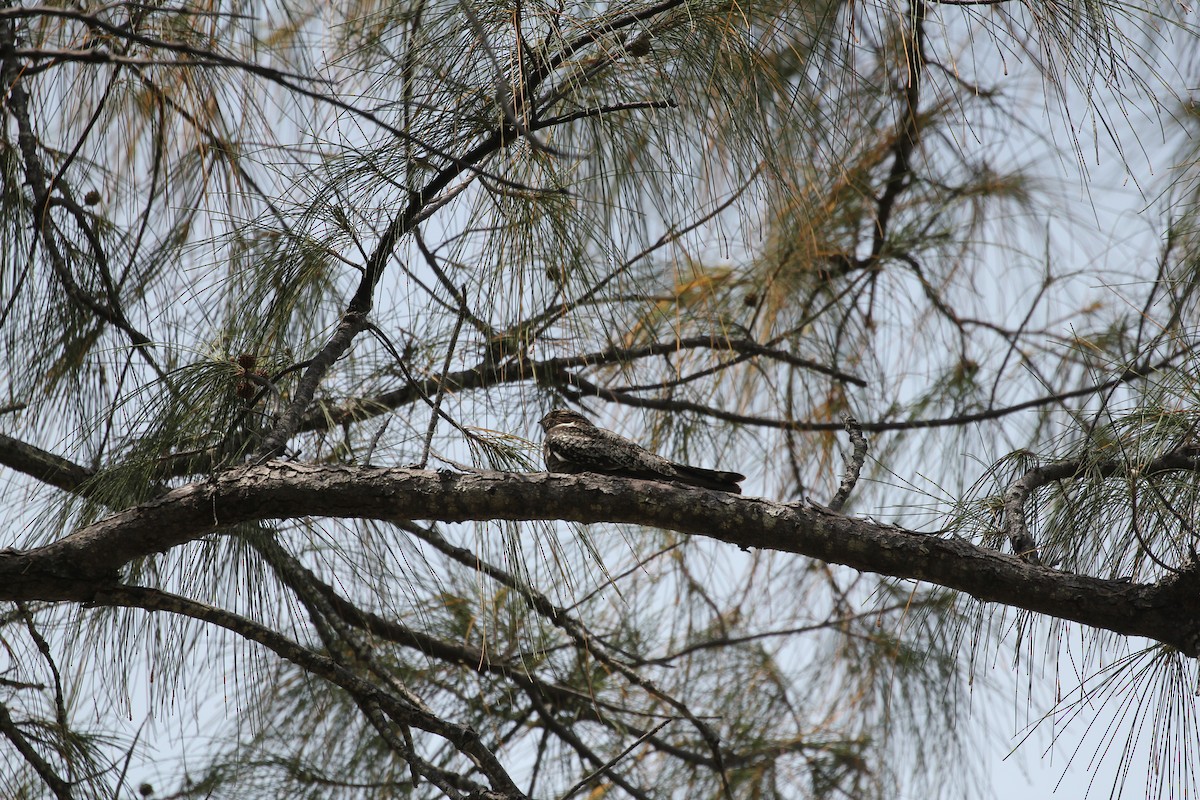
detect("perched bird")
(539, 409), (744, 494)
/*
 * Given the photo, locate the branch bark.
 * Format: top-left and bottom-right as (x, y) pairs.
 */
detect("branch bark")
(2, 463), (1198, 654)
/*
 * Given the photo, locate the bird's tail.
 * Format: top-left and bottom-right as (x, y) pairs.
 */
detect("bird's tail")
(671, 464), (745, 494)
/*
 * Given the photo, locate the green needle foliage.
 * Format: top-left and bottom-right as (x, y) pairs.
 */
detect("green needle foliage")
(1, 1), (1199, 798)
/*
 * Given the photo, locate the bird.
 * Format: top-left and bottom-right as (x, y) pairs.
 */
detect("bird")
(539, 409), (744, 494)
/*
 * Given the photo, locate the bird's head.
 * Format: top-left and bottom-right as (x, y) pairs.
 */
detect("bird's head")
(539, 409), (594, 432)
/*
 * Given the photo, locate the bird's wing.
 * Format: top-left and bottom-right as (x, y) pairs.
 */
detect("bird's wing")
(545, 425), (675, 475)
(667, 462), (745, 493)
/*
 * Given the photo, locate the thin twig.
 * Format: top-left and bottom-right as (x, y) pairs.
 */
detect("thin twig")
(1001, 461), (1052, 565)
(364, 418), (391, 467)
(402, 522), (734, 799)
(363, 321), (481, 446)
(17, 605), (66, 729)
(1128, 473), (1184, 575)
(558, 720), (673, 800)
(0, 701), (73, 800)
(459, 0), (564, 155)
(535, 99), (677, 127)
(419, 286), (468, 468)
(828, 415), (868, 512)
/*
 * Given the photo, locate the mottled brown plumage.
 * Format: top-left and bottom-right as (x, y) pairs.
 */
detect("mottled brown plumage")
(539, 409), (744, 494)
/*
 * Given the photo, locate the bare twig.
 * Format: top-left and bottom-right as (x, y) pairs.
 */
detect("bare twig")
(419, 286), (468, 468)
(1128, 474), (1184, 575)
(17, 605), (66, 729)
(364, 418), (391, 467)
(535, 99), (677, 128)
(828, 415), (868, 512)
(868, 0), (926, 263)
(0, 20), (165, 378)
(459, 0), (564, 156)
(363, 321), (481, 449)
(558, 720), (673, 800)
(0, 701), (73, 800)
(1001, 461), (1050, 565)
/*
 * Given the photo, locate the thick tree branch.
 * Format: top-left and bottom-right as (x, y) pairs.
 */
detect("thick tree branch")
(2, 464), (1198, 655)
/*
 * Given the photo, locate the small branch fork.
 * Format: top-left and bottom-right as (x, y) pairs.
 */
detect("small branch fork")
(246, 533), (445, 792)
(296, 344), (1188, 445)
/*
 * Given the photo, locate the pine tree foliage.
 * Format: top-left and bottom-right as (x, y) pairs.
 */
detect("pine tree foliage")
(1, 0), (1199, 798)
